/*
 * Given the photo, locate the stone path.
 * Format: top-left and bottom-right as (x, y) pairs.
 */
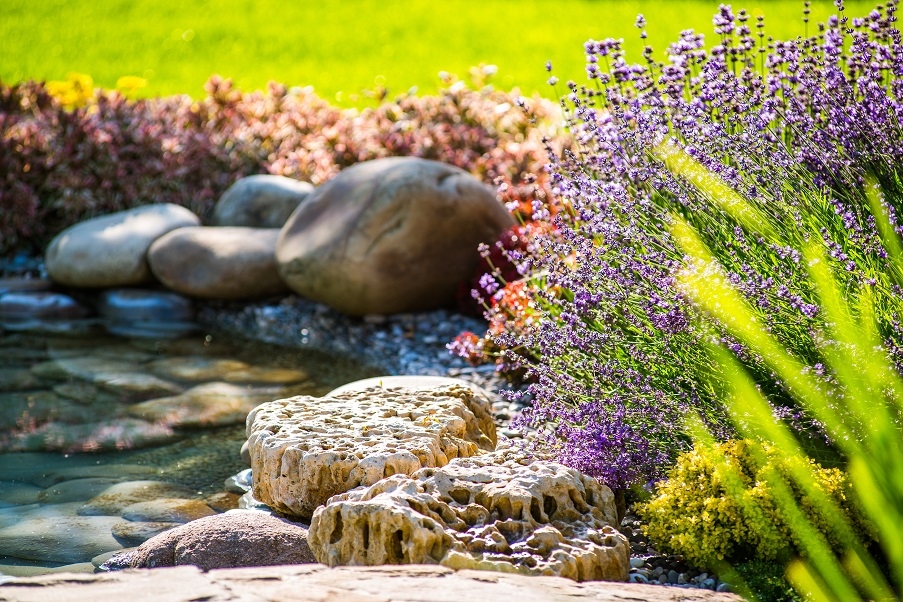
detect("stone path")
(0, 564), (743, 602)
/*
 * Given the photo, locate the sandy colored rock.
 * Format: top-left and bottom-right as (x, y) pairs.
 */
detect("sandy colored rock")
(111, 521), (181, 547)
(45, 203), (200, 288)
(203, 491), (241, 513)
(120, 498), (216, 523)
(123, 510), (316, 570)
(309, 452), (629, 582)
(148, 357), (250, 381)
(0, 564), (744, 602)
(77, 481), (197, 516)
(127, 382), (289, 429)
(148, 227), (289, 300)
(29, 357), (183, 402)
(276, 157), (514, 316)
(246, 384), (496, 518)
(211, 174), (314, 228)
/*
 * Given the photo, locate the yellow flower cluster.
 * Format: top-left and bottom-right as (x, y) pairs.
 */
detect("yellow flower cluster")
(45, 72), (149, 109)
(636, 440), (873, 568)
(45, 72), (94, 109)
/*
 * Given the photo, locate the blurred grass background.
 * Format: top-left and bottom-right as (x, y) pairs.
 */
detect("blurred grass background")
(1, 0), (874, 106)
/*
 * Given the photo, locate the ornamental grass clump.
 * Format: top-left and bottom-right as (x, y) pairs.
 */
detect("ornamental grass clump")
(671, 186), (903, 600)
(487, 0), (903, 490)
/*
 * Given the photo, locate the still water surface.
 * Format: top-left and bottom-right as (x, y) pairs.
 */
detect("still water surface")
(0, 325), (379, 577)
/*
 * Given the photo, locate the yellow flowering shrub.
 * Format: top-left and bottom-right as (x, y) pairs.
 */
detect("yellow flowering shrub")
(636, 440), (873, 568)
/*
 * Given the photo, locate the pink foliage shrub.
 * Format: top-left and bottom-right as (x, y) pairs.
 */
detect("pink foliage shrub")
(0, 76), (559, 257)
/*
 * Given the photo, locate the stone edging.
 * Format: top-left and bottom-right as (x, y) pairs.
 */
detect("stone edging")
(0, 563), (743, 602)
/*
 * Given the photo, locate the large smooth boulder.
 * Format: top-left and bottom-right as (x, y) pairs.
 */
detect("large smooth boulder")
(246, 384), (497, 518)
(276, 157), (514, 315)
(309, 452), (630, 582)
(148, 227), (289, 300)
(121, 510), (316, 570)
(211, 175), (314, 228)
(45, 204), (200, 288)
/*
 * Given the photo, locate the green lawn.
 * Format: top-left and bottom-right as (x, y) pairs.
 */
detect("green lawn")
(1, 1), (876, 105)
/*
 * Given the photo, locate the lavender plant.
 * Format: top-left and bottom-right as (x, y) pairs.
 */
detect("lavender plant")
(502, 0), (903, 488)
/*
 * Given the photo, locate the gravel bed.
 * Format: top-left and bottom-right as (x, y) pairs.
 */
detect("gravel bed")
(197, 295), (730, 592)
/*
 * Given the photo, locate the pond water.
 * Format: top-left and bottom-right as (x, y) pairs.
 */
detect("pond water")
(0, 322), (381, 578)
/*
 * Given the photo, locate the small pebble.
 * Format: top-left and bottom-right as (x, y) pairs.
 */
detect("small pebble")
(629, 557), (644, 569)
(667, 570), (679, 584)
(702, 578), (717, 590)
(717, 583), (733, 593)
(652, 567), (664, 578)
(629, 573), (650, 584)
(677, 572), (688, 585)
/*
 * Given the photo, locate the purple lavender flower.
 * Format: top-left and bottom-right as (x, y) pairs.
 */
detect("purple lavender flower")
(504, 0), (903, 489)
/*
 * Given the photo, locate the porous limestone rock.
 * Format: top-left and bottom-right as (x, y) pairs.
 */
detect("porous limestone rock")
(211, 174), (314, 228)
(275, 157), (514, 316)
(45, 204), (200, 288)
(147, 227), (289, 300)
(308, 452), (629, 582)
(246, 384), (496, 518)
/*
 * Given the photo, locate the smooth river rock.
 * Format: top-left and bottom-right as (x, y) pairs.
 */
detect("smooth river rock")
(148, 227), (289, 300)
(96, 288), (194, 323)
(246, 384), (496, 518)
(276, 157), (514, 316)
(0, 514), (123, 564)
(126, 382), (288, 429)
(211, 174), (314, 228)
(120, 510), (316, 570)
(77, 481), (197, 516)
(0, 292), (90, 321)
(45, 204), (200, 288)
(120, 498), (216, 523)
(37, 478), (123, 504)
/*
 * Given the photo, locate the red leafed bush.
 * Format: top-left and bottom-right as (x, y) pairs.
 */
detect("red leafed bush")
(0, 76), (560, 257)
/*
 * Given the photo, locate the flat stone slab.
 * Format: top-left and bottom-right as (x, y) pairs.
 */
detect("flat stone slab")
(0, 564), (743, 601)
